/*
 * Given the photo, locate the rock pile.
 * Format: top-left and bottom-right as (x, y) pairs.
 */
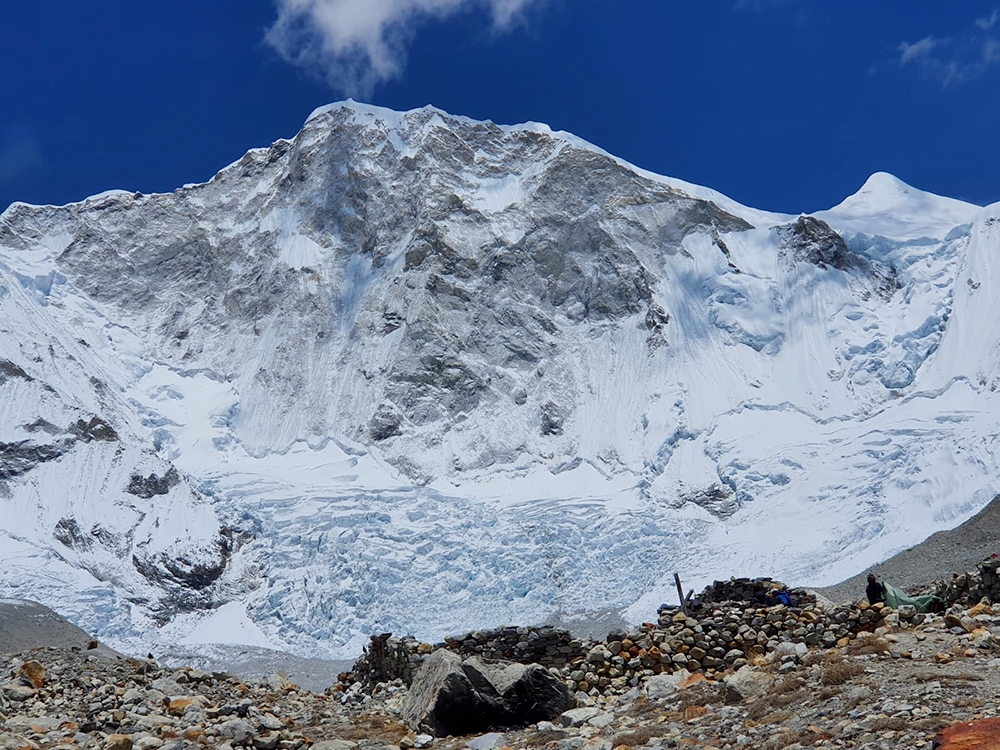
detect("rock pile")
(554, 598), (891, 696)
(5, 596), (1000, 749)
(346, 576), (910, 700)
(400, 650), (573, 736)
(919, 555), (1000, 609)
(442, 626), (584, 669)
(0, 647), (357, 750)
(695, 577), (814, 606)
(347, 627), (584, 692)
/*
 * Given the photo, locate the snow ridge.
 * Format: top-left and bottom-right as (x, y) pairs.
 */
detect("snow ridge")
(0, 102), (996, 659)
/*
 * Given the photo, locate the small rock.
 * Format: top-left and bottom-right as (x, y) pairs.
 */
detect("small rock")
(106, 736), (133, 750)
(724, 667), (775, 703)
(252, 735), (281, 750)
(683, 705), (708, 723)
(17, 661), (46, 688)
(587, 712), (614, 729)
(465, 733), (504, 750)
(1, 684), (36, 702)
(560, 707), (601, 728)
(218, 718), (255, 744)
(167, 697), (202, 716)
(259, 714), (283, 731)
(413, 735), (433, 749)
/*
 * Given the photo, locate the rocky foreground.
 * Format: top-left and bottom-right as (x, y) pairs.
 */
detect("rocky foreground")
(4, 595), (1000, 750)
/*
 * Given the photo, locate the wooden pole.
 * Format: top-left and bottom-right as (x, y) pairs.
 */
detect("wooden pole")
(674, 573), (687, 615)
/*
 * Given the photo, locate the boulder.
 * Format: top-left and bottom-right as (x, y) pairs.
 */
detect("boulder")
(17, 661), (46, 688)
(934, 717), (1000, 749)
(401, 649), (573, 736)
(474, 659), (574, 725)
(560, 707), (602, 728)
(724, 666), (775, 703)
(218, 718), (255, 745)
(401, 650), (505, 736)
(643, 670), (689, 700)
(0, 684), (35, 702)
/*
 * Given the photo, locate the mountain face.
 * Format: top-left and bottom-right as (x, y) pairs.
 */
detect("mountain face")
(0, 102), (997, 658)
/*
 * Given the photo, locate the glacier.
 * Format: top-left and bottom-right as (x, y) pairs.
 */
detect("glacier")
(0, 100), (997, 659)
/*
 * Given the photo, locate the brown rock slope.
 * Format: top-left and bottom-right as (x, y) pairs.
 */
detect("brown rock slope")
(816, 493), (1000, 604)
(0, 600), (118, 658)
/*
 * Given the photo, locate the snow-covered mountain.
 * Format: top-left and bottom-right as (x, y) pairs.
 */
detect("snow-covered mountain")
(0, 101), (996, 659)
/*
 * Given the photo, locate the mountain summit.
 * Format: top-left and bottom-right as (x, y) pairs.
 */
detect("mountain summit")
(0, 103), (996, 658)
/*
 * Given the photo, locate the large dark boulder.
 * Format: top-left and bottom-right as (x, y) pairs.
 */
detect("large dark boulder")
(401, 650), (574, 736)
(401, 650), (504, 736)
(475, 658), (576, 726)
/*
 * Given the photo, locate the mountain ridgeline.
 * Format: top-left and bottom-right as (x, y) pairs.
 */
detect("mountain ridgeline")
(0, 102), (997, 659)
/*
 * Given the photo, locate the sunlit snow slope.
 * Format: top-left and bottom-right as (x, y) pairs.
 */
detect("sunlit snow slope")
(0, 102), (997, 658)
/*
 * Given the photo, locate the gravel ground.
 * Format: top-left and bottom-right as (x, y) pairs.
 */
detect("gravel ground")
(815, 493), (1000, 604)
(0, 599), (119, 659)
(157, 644), (352, 694)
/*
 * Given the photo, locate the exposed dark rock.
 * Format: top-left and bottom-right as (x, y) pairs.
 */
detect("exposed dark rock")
(0, 359), (33, 383)
(53, 518), (93, 551)
(777, 216), (901, 301)
(0, 441), (66, 481)
(389, 355), (484, 424)
(369, 404), (403, 441)
(132, 548), (228, 593)
(401, 649), (573, 737)
(127, 467), (180, 499)
(23, 418), (62, 435)
(402, 650), (505, 736)
(777, 216), (859, 271)
(644, 304), (670, 331)
(130, 525), (252, 619)
(69, 416), (119, 442)
(679, 483), (740, 519)
(477, 659), (575, 726)
(540, 401), (565, 437)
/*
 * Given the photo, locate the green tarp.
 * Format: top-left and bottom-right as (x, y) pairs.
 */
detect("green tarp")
(882, 582), (942, 613)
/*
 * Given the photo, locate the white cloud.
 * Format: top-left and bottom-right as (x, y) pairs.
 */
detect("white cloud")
(898, 36), (943, 66)
(976, 8), (999, 30)
(267, 0), (540, 97)
(985, 37), (1000, 63)
(895, 13), (1000, 87)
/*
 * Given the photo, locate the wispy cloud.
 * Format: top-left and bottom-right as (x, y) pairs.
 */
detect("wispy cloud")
(898, 36), (942, 65)
(0, 128), (44, 185)
(266, 0), (541, 98)
(895, 13), (1000, 85)
(986, 37), (1000, 62)
(976, 8), (999, 30)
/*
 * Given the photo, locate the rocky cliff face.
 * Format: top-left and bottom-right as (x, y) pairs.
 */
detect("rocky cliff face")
(0, 102), (996, 659)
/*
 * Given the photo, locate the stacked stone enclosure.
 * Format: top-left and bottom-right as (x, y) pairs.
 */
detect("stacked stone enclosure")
(347, 566), (1000, 697)
(347, 577), (906, 696)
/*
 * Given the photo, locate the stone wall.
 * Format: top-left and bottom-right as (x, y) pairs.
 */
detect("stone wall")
(919, 556), (1000, 608)
(344, 593), (895, 697)
(346, 625), (585, 690)
(443, 625), (585, 667)
(696, 577), (815, 606)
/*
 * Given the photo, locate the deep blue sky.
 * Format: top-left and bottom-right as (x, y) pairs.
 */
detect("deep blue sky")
(2, 2), (999, 215)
